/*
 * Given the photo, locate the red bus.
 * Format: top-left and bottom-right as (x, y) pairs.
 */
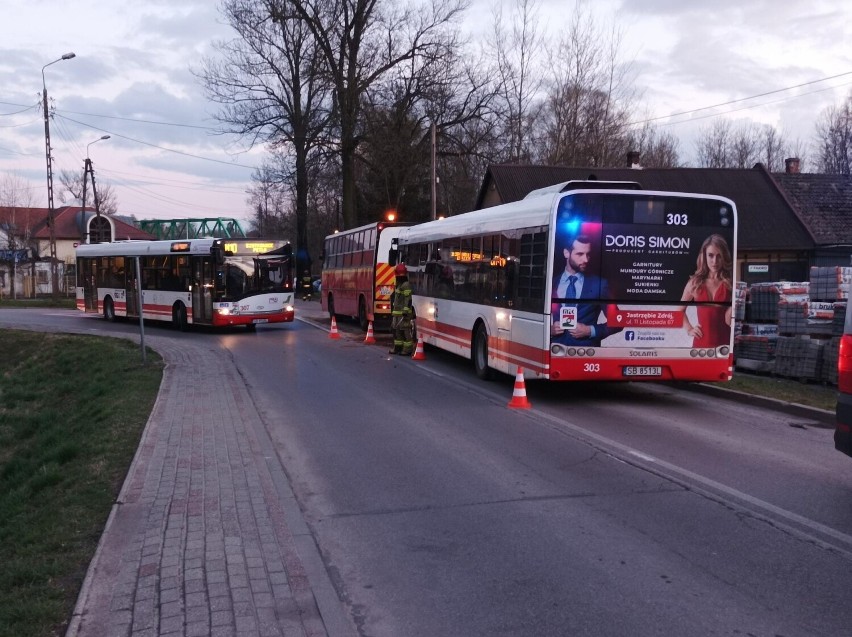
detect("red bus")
(320, 221), (410, 330)
(396, 181), (738, 381)
(76, 238), (295, 330)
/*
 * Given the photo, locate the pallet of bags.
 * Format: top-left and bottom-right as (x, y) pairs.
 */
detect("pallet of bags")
(809, 266), (852, 301)
(834, 302), (848, 336)
(773, 335), (824, 381)
(747, 282), (809, 322)
(778, 299), (808, 335)
(734, 334), (777, 361)
(747, 283), (780, 322)
(822, 336), (842, 385)
(734, 281), (747, 322)
(741, 322), (778, 337)
(806, 301), (835, 337)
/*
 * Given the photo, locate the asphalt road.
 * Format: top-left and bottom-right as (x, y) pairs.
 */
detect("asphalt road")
(4, 305), (851, 636)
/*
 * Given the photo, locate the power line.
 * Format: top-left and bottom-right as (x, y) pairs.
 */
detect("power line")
(57, 108), (217, 131)
(632, 70), (852, 127)
(55, 113), (258, 169)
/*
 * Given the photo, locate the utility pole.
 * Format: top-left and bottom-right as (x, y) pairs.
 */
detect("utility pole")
(81, 135), (110, 242)
(42, 52), (76, 299)
(431, 121), (437, 221)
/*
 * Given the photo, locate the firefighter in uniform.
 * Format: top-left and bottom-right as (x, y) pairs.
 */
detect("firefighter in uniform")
(389, 263), (414, 355)
(300, 270), (313, 301)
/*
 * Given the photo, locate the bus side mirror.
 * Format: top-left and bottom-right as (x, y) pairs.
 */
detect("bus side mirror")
(389, 239), (399, 265)
(211, 245), (225, 265)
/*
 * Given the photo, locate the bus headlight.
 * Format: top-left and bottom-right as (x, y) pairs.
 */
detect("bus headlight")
(551, 343), (565, 356)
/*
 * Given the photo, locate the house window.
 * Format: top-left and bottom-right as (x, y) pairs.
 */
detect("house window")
(90, 217), (112, 243)
(37, 270), (49, 285)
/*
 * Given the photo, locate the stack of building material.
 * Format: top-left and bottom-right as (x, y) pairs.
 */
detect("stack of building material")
(773, 336), (824, 381)
(734, 335), (777, 361)
(778, 300), (808, 335)
(833, 301), (847, 336)
(809, 266), (852, 301)
(823, 336), (842, 385)
(734, 281), (747, 323)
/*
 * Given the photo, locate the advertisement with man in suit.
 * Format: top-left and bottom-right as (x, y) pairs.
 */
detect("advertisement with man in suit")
(550, 232), (621, 347)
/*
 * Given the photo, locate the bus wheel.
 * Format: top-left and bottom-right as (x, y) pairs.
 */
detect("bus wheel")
(358, 297), (369, 331)
(173, 303), (188, 332)
(103, 297), (116, 322)
(327, 294), (335, 319)
(473, 323), (493, 380)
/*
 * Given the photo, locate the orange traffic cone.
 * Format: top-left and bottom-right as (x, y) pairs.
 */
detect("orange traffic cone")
(329, 316), (340, 339)
(364, 321), (376, 344)
(411, 334), (426, 360)
(507, 367), (532, 409)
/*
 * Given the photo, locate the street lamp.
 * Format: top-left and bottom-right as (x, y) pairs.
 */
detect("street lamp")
(87, 134), (110, 158)
(82, 135), (110, 241)
(42, 51), (76, 299)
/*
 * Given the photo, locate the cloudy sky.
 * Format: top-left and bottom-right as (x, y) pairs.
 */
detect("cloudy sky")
(2, 0), (850, 228)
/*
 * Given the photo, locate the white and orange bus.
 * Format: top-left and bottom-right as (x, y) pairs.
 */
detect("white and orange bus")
(76, 238), (295, 330)
(396, 181), (738, 381)
(320, 221), (410, 330)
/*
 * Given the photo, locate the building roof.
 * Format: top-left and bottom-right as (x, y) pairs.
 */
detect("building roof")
(476, 164), (827, 252)
(0, 206), (154, 241)
(767, 172), (852, 248)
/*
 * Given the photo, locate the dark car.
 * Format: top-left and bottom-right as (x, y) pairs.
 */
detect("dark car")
(835, 303), (852, 455)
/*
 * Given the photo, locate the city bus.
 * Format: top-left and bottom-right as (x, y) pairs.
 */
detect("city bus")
(396, 181), (738, 381)
(321, 221), (411, 330)
(76, 238), (295, 330)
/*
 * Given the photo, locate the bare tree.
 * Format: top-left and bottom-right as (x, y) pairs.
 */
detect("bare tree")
(245, 162), (292, 237)
(761, 125), (787, 172)
(197, 0), (333, 271)
(814, 93), (852, 174)
(57, 167), (119, 215)
(0, 173), (37, 298)
(728, 122), (762, 169)
(289, 0), (469, 229)
(624, 123), (680, 168)
(487, 0), (544, 163)
(538, 2), (633, 167)
(696, 120), (793, 170)
(695, 119), (733, 168)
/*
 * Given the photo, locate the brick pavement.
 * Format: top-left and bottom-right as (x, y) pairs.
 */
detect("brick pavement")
(64, 332), (353, 637)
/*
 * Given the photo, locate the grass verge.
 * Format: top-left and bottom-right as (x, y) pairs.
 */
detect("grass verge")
(721, 371), (837, 412)
(0, 298), (76, 310)
(0, 330), (163, 637)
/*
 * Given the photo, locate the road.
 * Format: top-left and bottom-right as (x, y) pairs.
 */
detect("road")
(4, 305), (852, 636)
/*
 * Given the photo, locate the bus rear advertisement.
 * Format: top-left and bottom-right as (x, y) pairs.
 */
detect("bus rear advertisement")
(397, 182), (737, 382)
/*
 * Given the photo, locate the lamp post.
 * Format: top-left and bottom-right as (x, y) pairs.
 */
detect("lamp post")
(82, 135), (110, 238)
(42, 51), (76, 299)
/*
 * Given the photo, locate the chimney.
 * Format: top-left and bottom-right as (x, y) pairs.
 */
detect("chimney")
(785, 157), (800, 174)
(627, 150), (641, 169)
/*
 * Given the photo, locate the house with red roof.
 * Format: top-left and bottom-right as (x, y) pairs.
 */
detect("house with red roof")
(0, 205), (154, 298)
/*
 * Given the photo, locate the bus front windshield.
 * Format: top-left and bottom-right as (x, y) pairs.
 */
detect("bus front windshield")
(215, 255), (292, 301)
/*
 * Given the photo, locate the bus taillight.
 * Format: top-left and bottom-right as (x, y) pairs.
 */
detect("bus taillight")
(839, 335), (852, 394)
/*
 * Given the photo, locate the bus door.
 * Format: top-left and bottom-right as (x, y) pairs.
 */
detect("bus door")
(82, 259), (98, 312)
(191, 256), (214, 323)
(125, 260), (139, 317)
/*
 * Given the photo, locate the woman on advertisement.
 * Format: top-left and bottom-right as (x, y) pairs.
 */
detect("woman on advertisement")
(680, 233), (733, 347)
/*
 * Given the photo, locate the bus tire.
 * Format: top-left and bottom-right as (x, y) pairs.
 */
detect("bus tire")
(358, 296), (369, 331)
(103, 297), (116, 322)
(172, 303), (188, 332)
(473, 322), (493, 380)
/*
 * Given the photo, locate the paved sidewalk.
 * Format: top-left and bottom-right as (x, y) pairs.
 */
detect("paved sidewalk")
(64, 332), (354, 637)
